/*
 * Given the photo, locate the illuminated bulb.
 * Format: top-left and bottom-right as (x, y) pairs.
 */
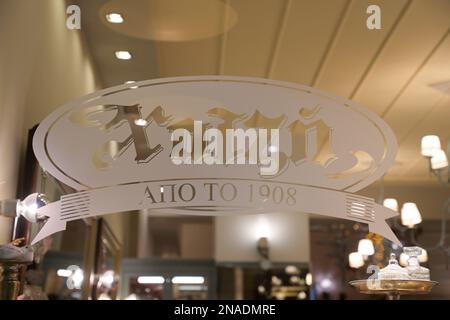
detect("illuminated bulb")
(320, 278), (332, 289)
(421, 135), (441, 157)
(16, 193), (47, 223)
(171, 276), (204, 284)
(358, 239), (375, 256)
(57, 269), (72, 277)
(72, 269), (84, 287)
(305, 273), (312, 286)
(285, 265), (299, 275)
(134, 118), (148, 126)
(65, 265), (84, 290)
(271, 276), (282, 286)
(430, 149), (448, 170)
(401, 202), (422, 228)
(269, 145), (278, 153)
(383, 198), (399, 212)
(348, 252), (364, 269)
(137, 276), (165, 284)
(99, 270), (115, 287)
(255, 216), (271, 239)
(115, 51), (132, 60)
(106, 13), (124, 24)
(298, 291), (307, 300)
(289, 276), (300, 284)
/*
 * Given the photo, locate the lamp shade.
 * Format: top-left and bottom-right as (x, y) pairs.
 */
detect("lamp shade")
(358, 239), (375, 256)
(305, 273), (312, 286)
(430, 149), (448, 170)
(349, 252), (364, 269)
(421, 135), (441, 157)
(383, 198), (399, 212)
(401, 202), (422, 228)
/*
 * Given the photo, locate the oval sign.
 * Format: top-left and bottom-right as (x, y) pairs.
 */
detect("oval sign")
(32, 76), (400, 244)
(34, 76), (396, 192)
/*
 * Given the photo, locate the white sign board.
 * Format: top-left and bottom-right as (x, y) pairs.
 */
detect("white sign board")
(32, 76), (400, 244)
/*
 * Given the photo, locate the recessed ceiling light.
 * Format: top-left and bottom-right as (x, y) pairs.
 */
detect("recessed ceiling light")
(115, 51), (132, 60)
(134, 118), (148, 127)
(106, 13), (124, 24)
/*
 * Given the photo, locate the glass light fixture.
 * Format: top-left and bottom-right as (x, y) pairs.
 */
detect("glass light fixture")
(348, 252), (364, 269)
(401, 202), (422, 228)
(297, 291), (307, 300)
(285, 265), (299, 275)
(254, 216), (271, 239)
(16, 193), (47, 223)
(171, 276), (205, 284)
(319, 278), (333, 289)
(430, 149), (448, 170)
(57, 269), (72, 277)
(115, 51), (132, 60)
(106, 13), (124, 24)
(65, 265), (84, 290)
(383, 198), (399, 212)
(421, 135), (441, 157)
(305, 273), (312, 286)
(99, 270), (115, 288)
(137, 276), (165, 284)
(257, 285), (266, 294)
(358, 239), (375, 256)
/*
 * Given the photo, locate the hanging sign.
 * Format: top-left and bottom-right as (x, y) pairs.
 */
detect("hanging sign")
(32, 76), (400, 244)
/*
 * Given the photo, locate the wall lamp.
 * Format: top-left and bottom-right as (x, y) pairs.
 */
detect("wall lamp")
(0, 193), (48, 223)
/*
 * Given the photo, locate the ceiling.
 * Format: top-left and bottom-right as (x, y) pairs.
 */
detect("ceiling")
(76, 0), (450, 184)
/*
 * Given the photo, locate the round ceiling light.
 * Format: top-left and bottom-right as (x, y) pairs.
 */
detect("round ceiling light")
(115, 51), (132, 60)
(105, 12), (124, 24)
(99, 0), (238, 42)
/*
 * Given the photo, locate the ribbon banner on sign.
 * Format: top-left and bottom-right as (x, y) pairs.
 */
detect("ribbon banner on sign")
(32, 76), (401, 245)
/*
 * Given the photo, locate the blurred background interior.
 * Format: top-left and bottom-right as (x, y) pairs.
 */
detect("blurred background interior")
(0, 0), (450, 300)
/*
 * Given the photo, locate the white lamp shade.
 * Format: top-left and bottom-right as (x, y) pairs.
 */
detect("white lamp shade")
(383, 198), (399, 212)
(421, 135), (441, 157)
(358, 239), (375, 256)
(305, 273), (312, 286)
(430, 149), (448, 170)
(349, 252), (364, 269)
(401, 202), (422, 228)
(419, 249), (428, 263)
(399, 253), (409, 266)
